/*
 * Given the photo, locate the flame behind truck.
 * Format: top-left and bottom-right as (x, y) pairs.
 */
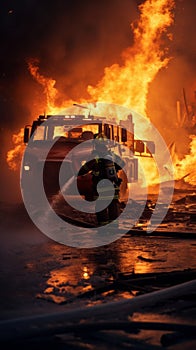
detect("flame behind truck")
(21, 113), (155, 203)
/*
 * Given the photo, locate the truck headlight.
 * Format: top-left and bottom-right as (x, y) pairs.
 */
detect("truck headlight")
(24, 165), (30, 171)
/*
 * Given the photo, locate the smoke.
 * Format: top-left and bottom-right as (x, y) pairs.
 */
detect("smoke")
(1, 0), (137, 124)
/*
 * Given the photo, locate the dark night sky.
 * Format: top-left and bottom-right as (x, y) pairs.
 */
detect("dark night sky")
(0, 0), (195, 202)
(0, 0), (137, 128)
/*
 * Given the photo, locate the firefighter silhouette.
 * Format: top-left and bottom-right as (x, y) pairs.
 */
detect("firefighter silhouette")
(79, 133), (125, 227)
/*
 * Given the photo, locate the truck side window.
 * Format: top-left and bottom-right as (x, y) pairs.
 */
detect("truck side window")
(33, 126), (45, 140)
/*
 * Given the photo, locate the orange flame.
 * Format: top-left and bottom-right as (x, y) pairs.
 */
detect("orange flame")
(7, 129), (25, 171)
(26, 0), (175, 117)
(174, 135), (196, 186)
(27, 58), (85, 114)
(27, 58), (73, 114)
(28, 58), (58, 112)
(7, 0), (177, 180)
(88, 0), (175, 116)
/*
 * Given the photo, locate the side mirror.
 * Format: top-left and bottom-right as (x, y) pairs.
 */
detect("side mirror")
(134, 140), (145, 154)
(24, 126), (30, 143)
(121, 128), (127, 142)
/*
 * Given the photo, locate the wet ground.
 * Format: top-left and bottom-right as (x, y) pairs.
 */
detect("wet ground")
(0, 191), (196, 349)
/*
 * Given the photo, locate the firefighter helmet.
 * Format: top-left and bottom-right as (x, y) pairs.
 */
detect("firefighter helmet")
(95, 133), (108, 141)
(94, 133), (108, 150)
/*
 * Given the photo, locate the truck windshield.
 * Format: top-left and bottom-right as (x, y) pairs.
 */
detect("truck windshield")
(31, 124), (100, 141)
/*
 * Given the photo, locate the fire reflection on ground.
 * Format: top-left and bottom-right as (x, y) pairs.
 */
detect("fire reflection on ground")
(36, 231), (196, 305)
(37, 261), (94, 304)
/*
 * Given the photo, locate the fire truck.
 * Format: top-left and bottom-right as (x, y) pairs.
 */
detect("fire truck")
(21, 113), (155, 204)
